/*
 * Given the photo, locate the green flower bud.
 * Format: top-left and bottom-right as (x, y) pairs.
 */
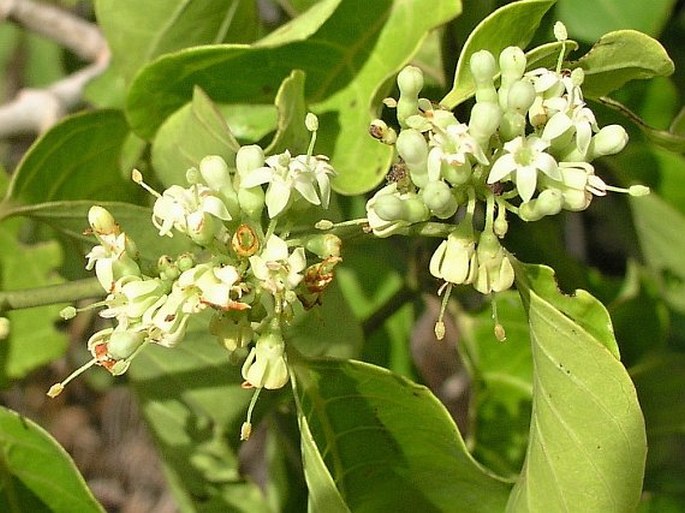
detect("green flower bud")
(304, 233), (342, 259)
(373, 194), (405, 221)
(88, 206), (119, 236)
(469, 101), (502, 145)
(518, 188), (563, 221)
(498, 46), (526, 110)
(199, 155), (232, 191)
(470, 50), (498, 103)
(587, 125), (628, 160)
(507, 80), (536, 114)
(499, 111), (526, 141)
(396, 129), (428, 166)
(401, 196), (431, 223)
(106, 331), (146, 361)
(421, 180), (458, 219)
(397, 66), (424, 128)
(236, 145), (265, 177)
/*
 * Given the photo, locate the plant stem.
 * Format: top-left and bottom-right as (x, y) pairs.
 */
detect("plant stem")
(0, 278), (103, 312)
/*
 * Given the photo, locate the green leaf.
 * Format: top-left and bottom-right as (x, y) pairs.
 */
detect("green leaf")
(129, 325), (271, 513)
(440, 0), (556, 109)
(458, 292), (533, 478)
(264, 69), (309, 155)
(507, 262), (646, 513)
(630, 194), (685, 313)
(287, 283), (364, 360)
(0, 219), (68, 380)
(0, 406), (104, 513)
(513, 260), (620, 358)
(291, 357), (511, 513)
(151, 87), (241, 187)
(571, 30), (675, 99)
(3, 110), (139, 207)
(557, 0), (677, 41)
(2, 200), (192, 265)
(95, 0), (259, 82)
(126, 0), (461, 194)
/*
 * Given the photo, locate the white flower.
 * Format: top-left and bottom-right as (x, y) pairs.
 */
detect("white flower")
(249, 235), (306, 295)
(240, 151), (335, 218)
(241, 331), (289, 389)
(151, 184), (231, 243)
(182, 263), (250, 311)
(85, 232), (141, 292)
(100, 276), (168, 326)
(488, 136), (560, 202)
(429, 222), (478, 285)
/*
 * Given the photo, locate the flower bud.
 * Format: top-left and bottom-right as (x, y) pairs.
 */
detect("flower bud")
(518, 188), (563, 221)
(304, 233), (342, 259)
(587, 125), (628, 160)
(236, 145), (265, 178)
(397, 66), (424, 128)
(507, 80), (536, 114)
(499, 46), (526, 110)
(200, 156), (233, 192)
(469, 101), (501, 145)
(421, 180), (458, 219)
(373, 194), (405, 221)
(88, 206), (119, 236)
(499, 111), (526, 141)
(396, 129), (428, 167)
(470, 50), (498, 104)
(397, 65), (424, 98)
(106, 330), (146, 360)
(402, 196), (430, 223)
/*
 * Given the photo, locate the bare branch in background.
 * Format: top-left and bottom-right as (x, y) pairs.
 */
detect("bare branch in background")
(0, 0), (110, 139)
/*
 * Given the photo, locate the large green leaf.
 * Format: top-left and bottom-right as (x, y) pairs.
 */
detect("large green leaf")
(291, 357), (511, 513)
(95, 0), (259, 82)
(0, 218), (68, 381)
(513, 261), (620, 358)
(2, 110), (139, 208)
(151, 86), (241, 187)
(507, 262), (647, 513)
(557, 0), (676, 42)
(458, 291), (533, 478)
(630, 194), (685, 313)
(440, 0), (556, 109)
(129, 325), (271, 513)
(0, 406), (104, 513)
(126, 0), (461, 195)
(571, 30), (674, 99)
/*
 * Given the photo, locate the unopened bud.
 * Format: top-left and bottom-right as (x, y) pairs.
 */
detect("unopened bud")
(587, 125), (629, 159)
(396, 129), (428, 167)
(421, 180), (458, 219)
(199, 156), (232, 191)
(236, 145), (265, 177)
(397, 66), (424, 97)
(88, 206), (119, 236)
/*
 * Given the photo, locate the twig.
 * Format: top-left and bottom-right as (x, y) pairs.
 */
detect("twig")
(0, 0), (110, 138)
(0, 0), (105, 60)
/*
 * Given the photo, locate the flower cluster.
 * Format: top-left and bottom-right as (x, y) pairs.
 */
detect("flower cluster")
(49, 115), (341, 439)
(366, 23), (648, 338)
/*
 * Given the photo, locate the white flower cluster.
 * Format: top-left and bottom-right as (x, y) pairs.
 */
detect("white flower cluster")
(366, 24), (649, 338)
(49, 116), (342, 432)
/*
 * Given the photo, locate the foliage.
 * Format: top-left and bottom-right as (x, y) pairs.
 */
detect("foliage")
(0, 0), (684, 512)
